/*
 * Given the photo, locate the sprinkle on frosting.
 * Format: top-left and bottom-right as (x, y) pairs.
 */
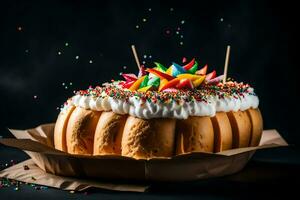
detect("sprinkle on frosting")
(73, 81), (255, 105)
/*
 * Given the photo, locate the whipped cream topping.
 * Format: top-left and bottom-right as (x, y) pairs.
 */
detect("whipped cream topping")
(61, 82), (259, 119)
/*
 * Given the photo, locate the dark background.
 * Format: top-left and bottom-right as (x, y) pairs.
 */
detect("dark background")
(0, 0), (298, 144)
(0, 0), (300, 199)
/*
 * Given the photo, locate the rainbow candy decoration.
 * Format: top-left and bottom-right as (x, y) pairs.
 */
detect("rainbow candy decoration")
(120, 58), (220, 92)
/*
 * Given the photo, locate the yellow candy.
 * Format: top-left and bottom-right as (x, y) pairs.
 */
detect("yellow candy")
(192, 76), (206, 88)
(166, 66), (172, 75)
(177, 74), (203, 80)
(138, 85), (152, 92)
(129, 76), (146, 91)
(159, 79), (168, 91)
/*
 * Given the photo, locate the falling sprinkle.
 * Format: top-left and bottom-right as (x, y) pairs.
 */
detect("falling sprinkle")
(17, 26), (22, 31)
(181, 20), (185, 24)
(170, 8), (174, 12)
(142, 18), (147, 22)
(70, 190), (75, 194)
(163, 28), (172, 37)
(56, 107), (60, 110)
(75, 56), (79, 59)
(220, 18), (224, 22)
(180, 41), (184, 45)
(135, 25), (139, 29)
(89, 60), (93, 64)
(25, 49), (29, 53)
(177, 27), (181, 31)
(69, 82), (73, 86)
(180, 35), (184, 38)
(182, 57), (187, 63)
(149, 55), (152, 59)
(58, 51), (61, 55)
(33, 95), (37, 99)
(148, 8), (152, 11)
(123, 66), (127, 69)
(73, 90), (76, 94)
(176, 31), (179, 35)
(65, 86), (68, 90)
(62, 82), (65, 86)
(143, 55), (147, 59)
(119, 72), (123, 75)
(142, 61), (146, 64)
(14, 187), (19, 191)
(65, 42), (69, 46)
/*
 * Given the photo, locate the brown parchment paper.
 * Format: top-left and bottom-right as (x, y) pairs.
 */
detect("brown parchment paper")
(0, 123), (288, 190)
(0, 159), (149, 192)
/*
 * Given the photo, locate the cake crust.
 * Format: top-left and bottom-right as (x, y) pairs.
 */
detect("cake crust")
(176, 116), (214, 154)
(122, 116), (176, 159)
(227, 111), (251, 148)
(246, 108), (263, 147)
(66, 107), (101, 155)
(54, 105), (75, 152)
(211, 112), (233, 152)
(93, 111), (127, 155)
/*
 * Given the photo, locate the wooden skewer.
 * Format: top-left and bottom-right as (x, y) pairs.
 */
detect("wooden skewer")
(223, 45), (231, 84)
(131, 45), (141, 70)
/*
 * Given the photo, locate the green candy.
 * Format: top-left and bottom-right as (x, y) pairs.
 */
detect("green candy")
(154, 62), (167, 72)
(147, 76), (160, 88)
(139, 75), (149, 88)
(188, 61), (198, 74)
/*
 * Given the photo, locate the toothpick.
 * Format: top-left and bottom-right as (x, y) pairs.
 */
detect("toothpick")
(131, 45), (141, 70)
(223, 45), (231, 84)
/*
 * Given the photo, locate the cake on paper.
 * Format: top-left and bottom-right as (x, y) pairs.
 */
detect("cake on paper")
(54, 57), (263, 159)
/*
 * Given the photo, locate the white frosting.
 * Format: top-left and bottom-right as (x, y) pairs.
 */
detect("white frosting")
(62, 88), (259, 119)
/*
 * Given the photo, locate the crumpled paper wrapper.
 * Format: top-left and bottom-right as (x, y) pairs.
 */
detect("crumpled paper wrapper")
(0, 123), (288, 192)
(0, 159), (149, 192)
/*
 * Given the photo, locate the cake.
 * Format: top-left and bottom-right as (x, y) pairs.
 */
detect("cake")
(54, 58), (263, 159)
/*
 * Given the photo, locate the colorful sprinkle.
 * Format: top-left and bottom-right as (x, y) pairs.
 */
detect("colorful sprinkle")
(74, 81), (254, 105)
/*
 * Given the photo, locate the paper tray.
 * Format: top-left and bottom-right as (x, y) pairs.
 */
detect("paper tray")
(0, 123), (288, 181)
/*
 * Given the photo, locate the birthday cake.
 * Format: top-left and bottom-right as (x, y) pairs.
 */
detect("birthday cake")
(54, 58), (263, 159)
